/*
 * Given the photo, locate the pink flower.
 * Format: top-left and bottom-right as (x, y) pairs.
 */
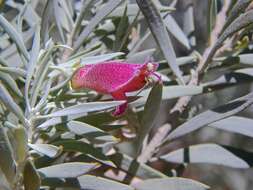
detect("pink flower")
(71, 61), (160, 116)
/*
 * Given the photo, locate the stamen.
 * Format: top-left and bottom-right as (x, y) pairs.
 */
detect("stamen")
(147, 62), (154, 71)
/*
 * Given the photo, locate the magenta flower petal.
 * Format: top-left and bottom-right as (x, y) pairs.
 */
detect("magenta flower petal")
(71, 61), (159, 116)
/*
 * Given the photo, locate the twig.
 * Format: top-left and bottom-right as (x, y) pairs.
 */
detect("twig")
(137, 124), (171, 163)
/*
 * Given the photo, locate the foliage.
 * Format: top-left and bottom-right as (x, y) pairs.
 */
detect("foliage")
(0, 0), (253, 190)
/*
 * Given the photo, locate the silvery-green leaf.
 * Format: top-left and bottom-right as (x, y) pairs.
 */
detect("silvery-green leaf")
(136, 0), (184, 84)
(0, 83), (25, 124)
(135, 178), (209, 190)
(78, 175), (134, 190)
(38, 162), (98, 178)
(0, 71), (23, 97)
(130, 85), (203, 107)
(239, 54), (253, 65)
(161, 144), (249, 169)
(29, 143), (61, 158)
(165, 93), (253, 141)
(109, 153), (167, 179)
(137, 83), (163, 153)
(209, 116), (253, 138)
(62, 52), (124, 68)
(25, 24), (40, 111)
(73, 0), (124, 52)
(0, 15), (29, 60)
(163, 15), (190, 49)
(23, 159), (41, 190)
(46, 101), (125, 118)
(0, 127), (16, 185)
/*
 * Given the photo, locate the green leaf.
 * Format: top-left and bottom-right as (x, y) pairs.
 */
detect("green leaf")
(0, 83), (25, 124)
(13, 126), (27, 163)
(25, 24), (41, 111)
(73, 0), (124, 53)
(54, 140), (115, 168)
(78, 175), (134, 190)
(33, 78), (52, 112)
(127, 49), (156, 63)
(109, 153), (167, 179)
(207, 0), (217, 38)
(161, 143), (249, 169)
(109, 3), (141, 17)
(80, 52), (124, 66)
(0, 65), (26, 77)
(163, 14), (190, 49)
(209, 116), (253, 138)
(61, 52), (124, 69)
(38, 162), (98, 179)
(0, 15), (30, 60)
(137, 83), (163, 153)
(176, 55), (197, 66)
(0, 71), (23, 97)
(135, 178), (209, 190)
(71, 0), (93, 39)
(23, 159), (41, 190)
(41, 0), (53, 45)
(113, 5), (129, 51)
(239, 54), (253, 65)
(164, 92), (253, 141)
(53, 0), (66, 43)
(29, 143), (61, 158)
(109, 3), (174, 17)
(67, 121), (117, 142)
(30, 43), (55, 108)
(131, 85), (203, 106)
(67, 120), (104, 135)
(44, 101), (125, 118)
(0, 168), (11, 190)
(136, 0), (184, 84)
(0, 127), (16, 185)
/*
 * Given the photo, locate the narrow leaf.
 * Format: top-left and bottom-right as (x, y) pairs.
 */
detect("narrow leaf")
(62, 52), (124, 68)
(0, 83), (25, 124)
(163, 14), (190, 49)
(136, 0), (184, 84)
(137, 83), (163, 153)
(161, 143), (249, 169)
(207, 0), (217, 38)
(135, 178), (209, 190)
(209, 116), (253, 138)
(45, 101), (125, 118)
(239, 54), (253, 65)
(25, 24), (40, 111)
(0, 71), (23, 97)
(0, 15), (29, 60)
(165, 92), (253, 141)
(38, 162), (98, 178)
(130, 85), (203, 107)
(73, 0), (123, 53)
(29, 143), (60, 158)
(54, 140), (115, 168)
(78, 175), (134, 190)
(109, 153), (167, 179)
(23, 159), (41, 190)
(0, 127), (16, 185)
